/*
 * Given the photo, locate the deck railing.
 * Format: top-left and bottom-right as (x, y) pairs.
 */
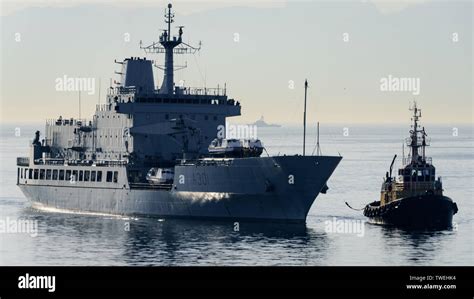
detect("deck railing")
(403, 156), (432, 165)
(32, 159), (127, 167)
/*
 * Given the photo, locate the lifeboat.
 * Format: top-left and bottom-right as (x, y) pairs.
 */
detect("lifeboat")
(146, 168), (174, 184)
(208, 138), (263, 158)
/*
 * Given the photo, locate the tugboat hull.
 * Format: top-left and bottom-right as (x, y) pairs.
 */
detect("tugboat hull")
(364, 195), (458, 229)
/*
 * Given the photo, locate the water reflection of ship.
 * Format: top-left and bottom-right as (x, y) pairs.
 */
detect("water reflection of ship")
(250, 116), (281, 128)
(18, 207), (330, 265)
(121, 219), (330, 265)
(379, 226), (453, 264)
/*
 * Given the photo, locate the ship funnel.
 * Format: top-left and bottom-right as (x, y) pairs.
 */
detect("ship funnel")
(119, 58), (155, 93)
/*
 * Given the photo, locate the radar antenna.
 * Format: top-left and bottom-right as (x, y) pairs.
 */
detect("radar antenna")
(139, 3), (201, 95)
(406, 101), (430, 165)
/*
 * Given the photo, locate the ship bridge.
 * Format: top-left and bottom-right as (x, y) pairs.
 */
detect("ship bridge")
(95, 3), (241, 164)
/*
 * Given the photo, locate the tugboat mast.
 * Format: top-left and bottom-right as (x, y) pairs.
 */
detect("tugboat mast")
(408, 101), (426, 165)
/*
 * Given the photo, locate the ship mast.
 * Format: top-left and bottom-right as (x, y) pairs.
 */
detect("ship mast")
(140, 3), (201, 95)
(407, 101), (428, 165)
(303, 79), (308, 156)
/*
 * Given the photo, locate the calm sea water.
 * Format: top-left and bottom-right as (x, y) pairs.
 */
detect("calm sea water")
(0, 123), (472, 266)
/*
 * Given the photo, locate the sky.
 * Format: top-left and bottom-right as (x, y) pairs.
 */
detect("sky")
(0, 0), (472, 125)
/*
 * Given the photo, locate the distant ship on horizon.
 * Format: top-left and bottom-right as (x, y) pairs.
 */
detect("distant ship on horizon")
(250, 116), (281, 128)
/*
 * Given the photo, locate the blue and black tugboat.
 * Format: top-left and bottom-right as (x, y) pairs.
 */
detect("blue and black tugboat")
(364, 103), (458, 229)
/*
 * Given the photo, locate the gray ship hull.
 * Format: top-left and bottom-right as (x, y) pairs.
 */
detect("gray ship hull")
(18, 156), (341, 223)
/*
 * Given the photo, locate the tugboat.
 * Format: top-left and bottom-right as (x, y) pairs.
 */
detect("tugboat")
(363, 102), (458, 229)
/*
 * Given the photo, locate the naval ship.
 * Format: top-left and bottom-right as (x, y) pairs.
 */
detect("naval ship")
(16, 4), (341, 223)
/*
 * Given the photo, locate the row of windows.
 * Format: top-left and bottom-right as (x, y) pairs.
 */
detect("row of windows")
(399, 168), (435, 182)
(135, 97), (224, 105)
(138, 113), (220, 121)
(401, 175), (435, 182)
(97, 112), (219, 121)
(19, 168), (119, 183)
(98, 115), (120, 118)
(164, 114), (218, 121)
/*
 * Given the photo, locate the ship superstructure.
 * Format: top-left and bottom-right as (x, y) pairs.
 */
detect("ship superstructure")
(16, 4), (341, 223)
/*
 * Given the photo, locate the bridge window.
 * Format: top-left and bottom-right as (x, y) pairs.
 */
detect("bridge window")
(97, 171), (102, 182)
(46, 169), (52, 180)
(39, 169), (45, 180)
(91, 171), (96, 182)
(52, 169), (58, 180)
(72, 170), (78, 181)
(84, 171), (90, 182)
(29, 169), (33, 179)
(66, 170), (71, 181)
(113, 171), (118, 183)
(106, 171), (113, 182)
(79, 171), (84, 181)
(59, 170), (64, 180)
